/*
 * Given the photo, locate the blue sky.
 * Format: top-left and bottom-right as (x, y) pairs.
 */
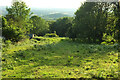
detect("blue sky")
(0, 0), (86, 9)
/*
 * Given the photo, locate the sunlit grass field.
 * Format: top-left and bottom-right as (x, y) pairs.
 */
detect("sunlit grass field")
(2, 37), (119, 78)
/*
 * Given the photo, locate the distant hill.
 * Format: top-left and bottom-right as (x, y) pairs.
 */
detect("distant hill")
(42, 13), (71, 20)
(31, 8), (76, 20)
(0, 6), (76, 20)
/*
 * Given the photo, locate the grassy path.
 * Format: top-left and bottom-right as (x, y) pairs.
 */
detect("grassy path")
(2, 37), (119, 78)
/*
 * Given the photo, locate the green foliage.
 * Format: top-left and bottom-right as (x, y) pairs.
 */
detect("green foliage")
(102, 3), (119, 44)
(2, 1), (33, 42)
(44, 32), (59, 37)
(112, 2), (120, 44)
(30, 15), (49, 36)
(68, 2), (109, 43)
(6, 1), (32, 21)
(102, 33), (116, 45)
(50, 17), (73, 37)
(1, 1), (119, 78)
(2, 17), (26, 42)
(5, 40), (12, 47)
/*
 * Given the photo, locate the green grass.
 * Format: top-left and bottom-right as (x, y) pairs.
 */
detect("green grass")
(2, 37), (119, 78)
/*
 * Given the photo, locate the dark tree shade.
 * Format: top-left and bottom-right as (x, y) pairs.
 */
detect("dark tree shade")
(50, 17), (73, 37)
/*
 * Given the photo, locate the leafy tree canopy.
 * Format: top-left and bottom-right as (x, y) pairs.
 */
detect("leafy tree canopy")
(30, 15), (49, 36)
(50, 17), (73, 37)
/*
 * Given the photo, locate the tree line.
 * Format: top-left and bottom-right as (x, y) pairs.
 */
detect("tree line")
(1, 1), (120, 44)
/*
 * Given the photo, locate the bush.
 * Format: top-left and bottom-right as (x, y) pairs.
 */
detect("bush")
(5, 40), (12, 44)
(44, 33), (59, 37)
(4, 40), (12, 48)
(2, 24), (26, 42)
(102, 33), (116, 45)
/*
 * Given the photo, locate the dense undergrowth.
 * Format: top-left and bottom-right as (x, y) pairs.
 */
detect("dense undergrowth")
(2, 37), (119, 79)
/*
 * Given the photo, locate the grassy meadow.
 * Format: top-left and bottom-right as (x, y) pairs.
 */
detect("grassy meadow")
(2, 36), (119, 79)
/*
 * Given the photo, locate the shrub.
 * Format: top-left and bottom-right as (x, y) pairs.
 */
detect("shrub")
(4, 40), (12, 48)
(5, 40), (12, 44)
(102, 33), (116, 45)
(44, 33), (59, 37)
(3, 25), (26, 42)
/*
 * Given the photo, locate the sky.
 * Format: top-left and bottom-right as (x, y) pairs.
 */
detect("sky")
(0, 0), (86, 9)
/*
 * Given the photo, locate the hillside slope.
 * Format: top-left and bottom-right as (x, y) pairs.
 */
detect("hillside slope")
(2, 37), (119, 78)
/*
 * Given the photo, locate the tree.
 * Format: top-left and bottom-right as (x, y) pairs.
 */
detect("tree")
(30, 15), (49, 36)
(113, 2), (120, 44)
(50, 17), (73, 37)
(2, 1), (33, 42)
(102, 2), (120, 44)
(0, 16), (2, 38)
(5, 1), (33, 33)
(2, 16), (24, 41)
(68, 2), (109, 43)
(6, 1), (32, 21)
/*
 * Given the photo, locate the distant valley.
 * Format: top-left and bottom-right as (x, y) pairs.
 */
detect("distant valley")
(0, 6), (76, 20)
